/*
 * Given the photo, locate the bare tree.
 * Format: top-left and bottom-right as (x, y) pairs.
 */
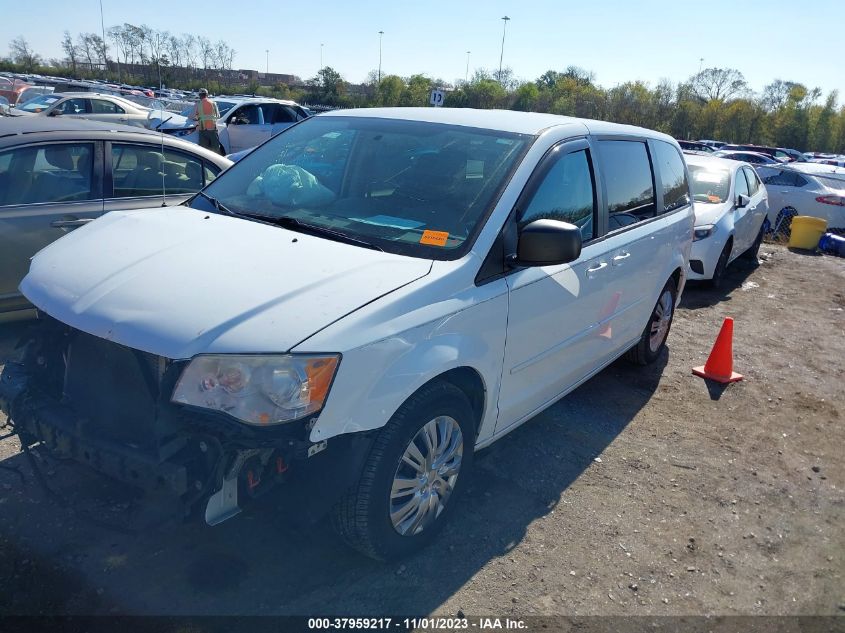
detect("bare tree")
(197, 36), (213, 80)
(9, 36), (42, 72)
(689, 67), (748, 102)
(61, 31), (79, 76)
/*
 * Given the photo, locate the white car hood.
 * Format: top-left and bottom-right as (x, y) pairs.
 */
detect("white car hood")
(21, 207), (432, 359)
(693, 200), (732, 226)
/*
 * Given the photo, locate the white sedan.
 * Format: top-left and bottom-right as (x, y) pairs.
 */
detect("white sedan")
(759, 166), (845, 233)
(686, 154), (769, 286)
(175, 97), (312, 154)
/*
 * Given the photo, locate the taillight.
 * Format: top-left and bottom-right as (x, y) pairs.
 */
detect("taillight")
(815, 195), (845, 206)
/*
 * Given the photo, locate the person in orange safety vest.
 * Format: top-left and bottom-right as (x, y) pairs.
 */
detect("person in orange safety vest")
(192, 88), (223, 155)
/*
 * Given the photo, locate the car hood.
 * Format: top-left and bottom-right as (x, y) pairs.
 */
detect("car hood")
(148, 112), (191, 130)
(693, 200), (732, 226)
(21, 207), (432, 359)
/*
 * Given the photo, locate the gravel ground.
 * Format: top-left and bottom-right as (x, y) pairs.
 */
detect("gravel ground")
(0, 244), (843, 617)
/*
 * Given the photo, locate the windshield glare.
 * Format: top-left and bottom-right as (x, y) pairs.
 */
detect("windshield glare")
(196, 116), (531, 258)
(17, 94), (61, 112)
(689, 165), (731, 203)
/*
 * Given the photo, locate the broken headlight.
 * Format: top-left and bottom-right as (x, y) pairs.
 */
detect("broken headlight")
(172, 354), (339, 425)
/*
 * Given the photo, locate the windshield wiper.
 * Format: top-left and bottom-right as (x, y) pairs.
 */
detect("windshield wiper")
(245, 214), (384, 251)
(194, 191), (238, 217)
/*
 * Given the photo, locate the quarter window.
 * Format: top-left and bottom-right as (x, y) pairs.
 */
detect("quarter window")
(653, 141), (690, 213)
(763, 170), (808, 187)
(111, 144), (205, 198)
(518, 148), (596, 242)
(597, 140), (655, 226)
(0, 143), (95, 206)
(743, 167), (760, 195)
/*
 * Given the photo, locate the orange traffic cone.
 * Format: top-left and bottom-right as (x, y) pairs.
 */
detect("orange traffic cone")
(692, 317), (743, 383)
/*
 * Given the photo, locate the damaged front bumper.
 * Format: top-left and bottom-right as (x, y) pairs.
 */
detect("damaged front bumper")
(0, 319), (371, 526)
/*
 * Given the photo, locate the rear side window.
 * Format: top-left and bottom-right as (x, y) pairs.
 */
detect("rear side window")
(764, 171), (808, 187)
(518, 148), (596, 242)
(91, 99), (124, 114)
(597, 140), (655, 226)
(653, 141), (690, 213)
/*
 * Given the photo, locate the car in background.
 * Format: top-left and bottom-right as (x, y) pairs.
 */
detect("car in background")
(698, 139), (726, 150)
(685, 154), (768, 286)
(1, 108), (693, 559)
(809, 157), (845, 168)
(677, 140), (714, 153)
(7, 92), (191, 132)
(0, 76), (35, 105)
(178, 97), (238, 120)
(0, 117), (232, 317)
(718, 144), (801, 162)
(712, 150), (782, 167)
(760, 166), (845, 232)
(174, 97), (312, 154)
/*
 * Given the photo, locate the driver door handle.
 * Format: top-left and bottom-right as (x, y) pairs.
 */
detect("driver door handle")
(586, 261), (608, 276)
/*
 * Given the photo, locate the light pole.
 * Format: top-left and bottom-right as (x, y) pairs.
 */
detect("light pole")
(498, 16), (510, 84)
(266, 49), (269, 74)
(378, 30), (384, 83)
(698, 57), (704, 74)
(465, 50), (471, 83)
(320, 43), (324, 72)
(99, 0), (107, 77)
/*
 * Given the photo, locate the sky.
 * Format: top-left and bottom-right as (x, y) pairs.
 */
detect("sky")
(2, 0), (843, 99)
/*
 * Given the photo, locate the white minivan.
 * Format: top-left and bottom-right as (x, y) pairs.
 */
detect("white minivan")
(0, 108), (693, 559)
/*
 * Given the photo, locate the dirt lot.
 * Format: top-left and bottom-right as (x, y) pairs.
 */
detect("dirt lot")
(0, 244), (843, 618)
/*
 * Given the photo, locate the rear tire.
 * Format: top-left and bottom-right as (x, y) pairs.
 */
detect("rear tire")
(332, 381), (476, 560)
(626, 277), (677, 366)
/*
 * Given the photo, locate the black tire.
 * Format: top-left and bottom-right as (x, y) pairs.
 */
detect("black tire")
(332, 380), (476, 560)
(626, 277), (677, 366)
(709, 241), (732, 289)
(742, 222), (765, 262)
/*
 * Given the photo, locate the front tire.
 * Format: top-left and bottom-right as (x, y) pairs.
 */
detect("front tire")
(332, 381), (476, 560)
(742, 222), (765, 262)
(709, 241), (732, 289)
(626, 277), (677, 365)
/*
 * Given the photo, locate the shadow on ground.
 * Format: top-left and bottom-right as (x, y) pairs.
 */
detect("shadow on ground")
(0, 319), (669, 616)
(679, 256), (760, 310)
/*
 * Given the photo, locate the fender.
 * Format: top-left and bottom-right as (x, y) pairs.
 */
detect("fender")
(307, 292), (508, 445)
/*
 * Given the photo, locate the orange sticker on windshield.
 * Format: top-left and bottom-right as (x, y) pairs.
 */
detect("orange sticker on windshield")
(420, 230), (449, 246)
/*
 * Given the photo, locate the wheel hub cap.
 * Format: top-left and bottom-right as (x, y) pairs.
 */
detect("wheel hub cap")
(390, 415), (463, 536)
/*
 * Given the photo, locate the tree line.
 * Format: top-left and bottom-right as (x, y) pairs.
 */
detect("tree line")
(4, 32), (844, 153)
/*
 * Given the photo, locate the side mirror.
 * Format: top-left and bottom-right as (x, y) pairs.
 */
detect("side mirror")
(512, 219), (582, 267)
(736, 194), (751, 208)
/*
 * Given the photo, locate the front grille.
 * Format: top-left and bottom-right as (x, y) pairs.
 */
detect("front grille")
(62, 330), (163, 451)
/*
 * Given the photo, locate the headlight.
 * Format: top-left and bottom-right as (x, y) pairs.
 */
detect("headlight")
(172, 354), (339, 426)
(693, 224), (716, 241)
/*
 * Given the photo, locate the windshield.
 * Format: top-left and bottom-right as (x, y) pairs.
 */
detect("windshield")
(689, 164), (731, 203)
(16, 94), (61, 112)
(194, 116), (531, 259)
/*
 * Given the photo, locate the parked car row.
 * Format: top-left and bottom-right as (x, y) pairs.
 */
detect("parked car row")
(0, 108), (820, 562)
(0, 117), (232, 315)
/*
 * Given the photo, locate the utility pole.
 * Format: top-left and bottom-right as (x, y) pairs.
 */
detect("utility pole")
(378, 30), (384, 83)
(698, 57), (704, 74)
(498, 16), (510, 84)
(320, 43), (324, 72)
(99, 0), (108, 77)
(465, 50), (471, 83)
(266, 49), (269, 74)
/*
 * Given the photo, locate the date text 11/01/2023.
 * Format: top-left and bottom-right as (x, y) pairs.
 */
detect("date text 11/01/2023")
(307, 617), (528, 630)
